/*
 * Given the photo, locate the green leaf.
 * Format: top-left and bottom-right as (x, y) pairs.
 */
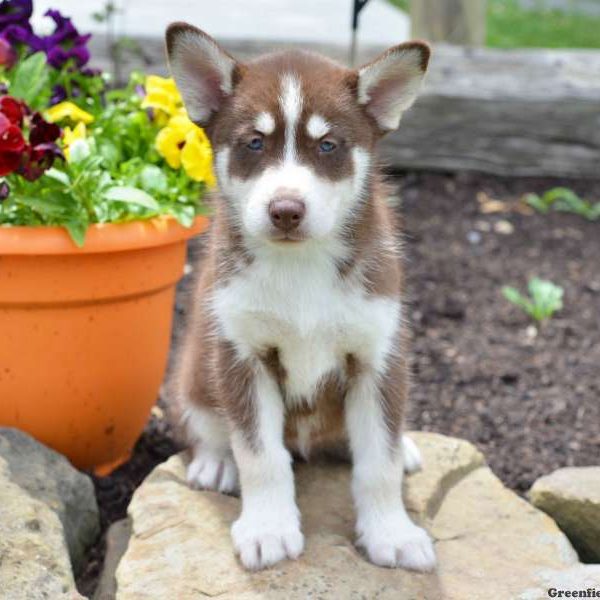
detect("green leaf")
(139, 165), (168, 194)
(73, 152), (102, 174)
(64, 220), (88, 247)
(104, 186), (160, 210)
(69, 139), (93, 164)
(543, 187), (580, 206)
(97, 140), (121, 168)
(554, 195), (587, 215)
(505, 278), (563, 323)
(16, 195), (67, 217)
(168, 203), (195, 227)
(524, 193), (550, 214)
(502, 286), (526, 307)
(10, 52), (49, 105)
(588, 203), (600, 221)
(45, 168), (71, 186)
(502, 285), (535, 319)
(528, 278), (563, 320)
(524, 187), (600, 222)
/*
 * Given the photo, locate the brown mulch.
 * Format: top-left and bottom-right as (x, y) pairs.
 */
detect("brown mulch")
(401, 172), (600, 494)
(76, 171), (600, 596)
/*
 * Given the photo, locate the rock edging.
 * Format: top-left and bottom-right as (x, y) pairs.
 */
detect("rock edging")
(0, 428), (100, 600)
(530, 466), (600, 564)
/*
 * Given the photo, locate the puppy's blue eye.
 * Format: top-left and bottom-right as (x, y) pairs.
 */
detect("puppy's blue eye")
(247, 137), (264, 151)
(319, 140), (336, 153)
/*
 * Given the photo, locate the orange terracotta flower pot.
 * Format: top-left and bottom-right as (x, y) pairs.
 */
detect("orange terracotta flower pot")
(0, 216), (207, 475)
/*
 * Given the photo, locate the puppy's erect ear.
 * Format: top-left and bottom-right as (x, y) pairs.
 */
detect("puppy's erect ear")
(357, 42), (430, 132)
(166, 23), (238, 125)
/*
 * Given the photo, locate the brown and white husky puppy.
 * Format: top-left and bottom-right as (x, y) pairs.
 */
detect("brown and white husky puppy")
(166, 22), (434, 572)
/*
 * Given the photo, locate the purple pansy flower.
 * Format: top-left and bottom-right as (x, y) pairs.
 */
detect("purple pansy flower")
(1, 22), (39, 49)
(0, 0), (32, 30)
(41, 9), (91, 68)
(0, 4), (95, 75)
(0, 0), (36, 57)
(49, 84), (67, 106)
(0, 179), (9, 200)
(80, 66), (101, 77)
(1, 7), (92, 69)
(49, 82), (81, 106)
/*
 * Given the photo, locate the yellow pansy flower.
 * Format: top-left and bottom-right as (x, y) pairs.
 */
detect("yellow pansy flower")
(181, 128), (216, 185)
(155, 116), (190, 169)
(62, 122), (87, 162)
(45, 101), (94, 125)
(142, 75), (182, 119)
(155, 113), (215, 185)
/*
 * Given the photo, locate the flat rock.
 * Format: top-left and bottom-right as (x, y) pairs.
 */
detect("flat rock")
(115, 432), (584, 599)
(116, 454), (439, 599)
(0, 453), (82, 599)
(403, 431), (485, 518)
(0, 428), (100, 572)
(529, 466), (600, 563)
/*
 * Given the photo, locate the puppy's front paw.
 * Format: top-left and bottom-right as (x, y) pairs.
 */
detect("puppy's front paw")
(187, 450), (239, 494)
(231, 511), (304, 570)
(358, 518), (436, 572)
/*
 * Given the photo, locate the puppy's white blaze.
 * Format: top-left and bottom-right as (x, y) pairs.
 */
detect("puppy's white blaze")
(255, 111), (275, 135)
(306, 114), (330, 139)
(279, 74), (303, 161)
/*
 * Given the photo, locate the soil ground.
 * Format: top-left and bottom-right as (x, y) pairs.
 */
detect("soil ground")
(77, 171), (600, 596)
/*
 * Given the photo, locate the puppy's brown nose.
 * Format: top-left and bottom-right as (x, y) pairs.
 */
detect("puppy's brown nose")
(269, 197), (306, 232)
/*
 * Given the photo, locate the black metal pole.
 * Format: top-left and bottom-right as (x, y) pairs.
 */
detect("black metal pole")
(350, 0), (371, 66)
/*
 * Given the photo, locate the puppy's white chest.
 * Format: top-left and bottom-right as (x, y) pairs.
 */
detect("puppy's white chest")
(213, 257), (399, 399)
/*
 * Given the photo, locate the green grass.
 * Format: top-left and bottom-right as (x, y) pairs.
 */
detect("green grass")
(487, 0), (600, 48)
(391, 0), (409, 10)
(388, 0), (600, 49)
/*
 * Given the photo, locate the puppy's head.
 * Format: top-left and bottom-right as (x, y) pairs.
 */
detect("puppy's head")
(166, 24), (429, 245)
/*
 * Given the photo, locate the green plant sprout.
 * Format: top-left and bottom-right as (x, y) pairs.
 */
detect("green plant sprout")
(525, 187), (600, 221)
(502, 278), (564, 323)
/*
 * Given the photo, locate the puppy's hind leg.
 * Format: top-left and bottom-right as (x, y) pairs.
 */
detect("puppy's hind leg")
(401, 435), (423, 474)
(183, 405), (239, 494)
(166, 279), (239, 495)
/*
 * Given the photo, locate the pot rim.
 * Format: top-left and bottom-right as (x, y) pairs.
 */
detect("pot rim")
(0, 215), (209, 255)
